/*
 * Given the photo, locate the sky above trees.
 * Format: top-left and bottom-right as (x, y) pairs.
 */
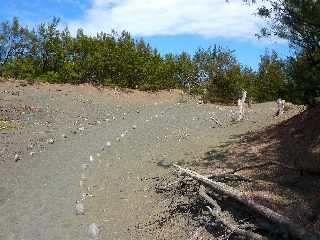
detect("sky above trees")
(0, 0), (291, 69)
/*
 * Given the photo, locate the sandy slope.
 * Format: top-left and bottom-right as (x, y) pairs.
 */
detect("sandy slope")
(0, 80), (302, 240)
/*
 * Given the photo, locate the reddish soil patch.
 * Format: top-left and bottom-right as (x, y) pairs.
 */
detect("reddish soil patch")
(248, 105), (320, 172)
(205, 106), (320, 234)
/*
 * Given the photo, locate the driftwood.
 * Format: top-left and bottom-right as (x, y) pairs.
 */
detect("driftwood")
(173, 164), (320, 240)
(205, 173), (252, 182)
(210, 115), (222, 126)
(237, 90), (247, 121)
(199, 185), (266, 240)
(276, 99), (285, 116)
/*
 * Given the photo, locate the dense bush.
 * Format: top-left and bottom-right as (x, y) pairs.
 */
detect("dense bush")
(0, 17), (307, 104)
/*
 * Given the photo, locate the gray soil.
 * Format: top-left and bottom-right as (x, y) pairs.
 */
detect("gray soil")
(0, 80), (303, 240)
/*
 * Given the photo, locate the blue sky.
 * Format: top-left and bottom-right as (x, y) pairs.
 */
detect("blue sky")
(0, 0), (292, 69)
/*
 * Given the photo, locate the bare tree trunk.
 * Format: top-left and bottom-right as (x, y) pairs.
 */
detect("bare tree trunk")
(276, 98), (285, 116)
(173, 164), (320, 240)
(237, 90), (247, 121)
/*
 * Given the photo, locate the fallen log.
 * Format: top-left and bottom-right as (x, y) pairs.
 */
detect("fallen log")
(205, 173), (252, 182)
(173, 164), (320, 240)
(199, 185), (266, 240)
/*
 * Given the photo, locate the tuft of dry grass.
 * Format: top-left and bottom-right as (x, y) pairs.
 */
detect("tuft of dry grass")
(0, 118), (21, 130)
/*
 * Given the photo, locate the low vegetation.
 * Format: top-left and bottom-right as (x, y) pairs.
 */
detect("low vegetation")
(0, 1), (319, 105)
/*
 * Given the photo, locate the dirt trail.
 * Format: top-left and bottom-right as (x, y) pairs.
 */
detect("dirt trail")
(0, 81), (302, 240)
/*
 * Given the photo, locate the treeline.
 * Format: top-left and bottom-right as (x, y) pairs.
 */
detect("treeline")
(0, 17), (317, 104)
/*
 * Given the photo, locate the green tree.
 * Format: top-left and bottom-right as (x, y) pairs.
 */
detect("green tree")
(252, 0), (320, 104)
(256, 50), (287, 101)
(0, 17), (33, 78)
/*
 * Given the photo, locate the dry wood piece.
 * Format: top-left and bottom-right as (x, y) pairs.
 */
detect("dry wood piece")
(210, 115), (222, 126)
(237, 90), (247, 121)
(199, 185), (266, 240)
(173, 164), (320, 240)
(205, 173), (252, 182)
(276, 98), (285, 116)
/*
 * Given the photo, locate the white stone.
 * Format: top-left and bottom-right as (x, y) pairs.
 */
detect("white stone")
(14, 154), (20, 162)
(88, 223), (100, 240)
(89, 155), (94, 162)
(75, 202), (85, 215)
(106, 141), (111, 147)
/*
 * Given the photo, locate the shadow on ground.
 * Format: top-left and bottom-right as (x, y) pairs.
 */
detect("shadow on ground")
(192, 106), (320, 233)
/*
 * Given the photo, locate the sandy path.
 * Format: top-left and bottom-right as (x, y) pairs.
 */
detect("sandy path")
(0, 81), (301, 240)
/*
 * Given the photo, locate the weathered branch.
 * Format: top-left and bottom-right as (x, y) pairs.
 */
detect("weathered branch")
(199, 185), (266, 240)
(205, 173), (252, 182)
(173, 164), (320, 240)
(210, 116), (222, 126)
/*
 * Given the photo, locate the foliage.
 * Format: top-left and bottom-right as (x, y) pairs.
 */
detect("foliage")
(285, 49), (320, 105)
(256, 50), (287, 101)
(254, 0), (320, 104)
(0, 17), (293, 103)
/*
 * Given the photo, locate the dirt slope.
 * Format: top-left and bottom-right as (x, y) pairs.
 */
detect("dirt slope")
(0, 80), (306, 239)
(203, 105), (320, 234)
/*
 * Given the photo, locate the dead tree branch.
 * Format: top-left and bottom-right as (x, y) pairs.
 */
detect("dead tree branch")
(173, 164), (320, 240)
(199, 185), (266, 240)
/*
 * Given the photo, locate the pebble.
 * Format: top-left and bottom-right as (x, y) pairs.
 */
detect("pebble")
(88, 223), (100, 240)
(116, 137), (120, 142)
(79, 126), (85, 131)
(106, 141), (111, 147)
(75, 201), (85, 215)
(14, 154), (20, 162)
(157, 159), (173, 168)
(0, 147), (6, 154)
(89, 155), (94, 162)
(47, 138), (55, 144)
(132, 125), (137, 129)
(30, 152), (35, 156)
(120, 133), (125, 138)
(62, 134), (67, 139)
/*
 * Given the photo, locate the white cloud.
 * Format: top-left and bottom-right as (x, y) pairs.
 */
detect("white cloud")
(68, 0), (264, 40)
